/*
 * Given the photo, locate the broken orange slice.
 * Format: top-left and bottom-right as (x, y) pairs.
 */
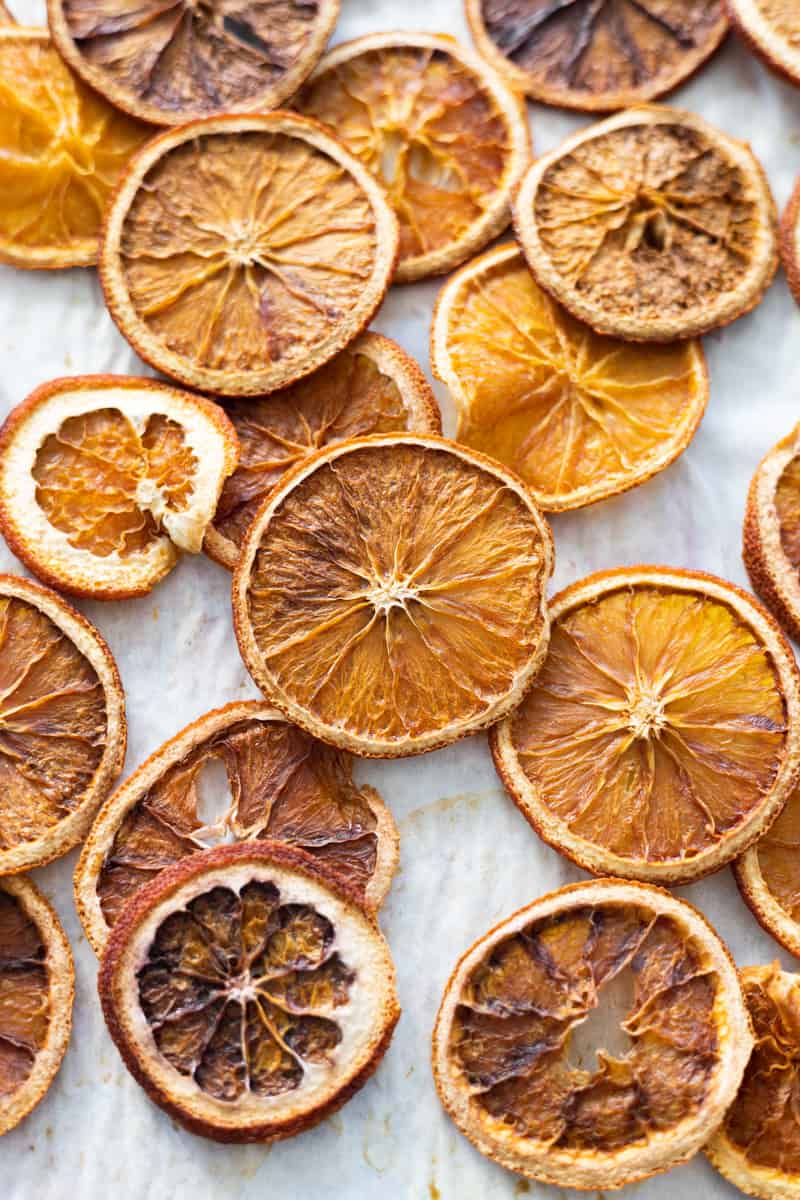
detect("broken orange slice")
(743, 419), (800, 644)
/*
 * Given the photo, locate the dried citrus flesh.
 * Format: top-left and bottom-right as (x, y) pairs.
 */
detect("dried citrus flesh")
(743, 422), (800, 645)
(465, 0), (728, 111)
(205, 333), (440, 571)
(0, 376), (239, 599)
(735, 776), (800, 957)
(432, 879), (752, 1190)
(47, 0), (339, 127)
(492, 567), (800, 884)
(233, 433), (554, 757)
(727, 0), (800, 88)
(99, 842), (399, 1142)
(513, 105), (779, 342)
(294, 32), (531, 282)
(431, 243), (708, 512)
(781, 179), (800, 311)
(0, 876), (73, 1136)
(100, 114), (399, 397)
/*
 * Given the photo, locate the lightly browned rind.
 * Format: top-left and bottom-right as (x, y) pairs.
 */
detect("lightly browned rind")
(781, 179), (800, 309)
(726, 0), (800, 89)
(743, 418), (800, 645)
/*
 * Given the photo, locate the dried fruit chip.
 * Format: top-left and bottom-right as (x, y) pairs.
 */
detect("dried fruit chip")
(205, 333), (440, 570)
(294, 32), (530, 282)
(492, 567), (800, 884)
(743, 419), (800, 644)
(100, 113), (399, 397)
(727, 0), (800, 88)
(233, 433), (554, 757)
(735, 780), (800, 958)
(431, 243), (708, 511)
(99, 841), (399, 1142)
(781, 177), (800, 310)
(513, 105), (779, 342)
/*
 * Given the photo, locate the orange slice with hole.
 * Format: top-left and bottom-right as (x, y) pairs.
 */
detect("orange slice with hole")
(743, 419), (800, 643)
(781, 178), (800, 310)
(727, 0), (800, 88)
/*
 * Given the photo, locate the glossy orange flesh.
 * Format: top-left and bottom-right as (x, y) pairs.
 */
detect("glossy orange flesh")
(0, 891), (48, 1099)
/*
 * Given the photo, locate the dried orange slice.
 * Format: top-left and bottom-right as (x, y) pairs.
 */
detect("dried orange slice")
(47, 0), (339, 126)
(99, 841), (399, 1142)
(0, 875), (73, 1136)
(0, 28), (150, 270)
(75, 700), (400, 956)
(0, 573), (125, 875)
(0, 376), (239, 600)
(205, 333), (440, 571)
(492, 567), (800, 884)
(294, 32), (531, 283)
(781, 178), (800, 309)
(432, 878), (752, 1190)
(233, 433), (554, 758)
(735, 781), (800, 957)
(513, 105), (779, 342)
(431, 243), (708, 512)
(727, 0), (800, 88)
(465, 0), (728, 111)
(743, 420), (800, 643)
(100, 113), (399, 397)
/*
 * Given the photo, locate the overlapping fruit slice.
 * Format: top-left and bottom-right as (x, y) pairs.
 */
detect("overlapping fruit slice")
(99, 842), (400, 1142)
(0, 876), (73, 1136)
(492, 567), (800, 884)
(206, 333), (440, 570)
(431, 243), (708, 511)
(782, 179), (800, 309)
(727, 0), (800, 88)
(433, 879), (751, 1190)
(513, 106), (779, 341)
(294, 32), (530, 282)
(233, 433), (554, 757)
(735, 779), (800, 957)
(744, 420), (800, 644)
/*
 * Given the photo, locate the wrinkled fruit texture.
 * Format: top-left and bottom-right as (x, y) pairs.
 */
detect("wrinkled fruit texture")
(120, 131), (378, 379)
(451, 903), (719, 1150)
(97, 719), (381, 929)
(511, 585), (787, 864)
(138, 879), (353, 1101)
(0, 892), (48, 1100)
(775, 454), (800, 571)
(0, 597), (106, 852)
(245, 443), (550, 744)
(296, 45), (511, 266)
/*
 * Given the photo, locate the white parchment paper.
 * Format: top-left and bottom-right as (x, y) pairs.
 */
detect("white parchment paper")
(3, 1), (800, 1196)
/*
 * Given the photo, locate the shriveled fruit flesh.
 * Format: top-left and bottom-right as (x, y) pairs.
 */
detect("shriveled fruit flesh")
(233, 434), (554, 757)
(294, 33), (530, 282)
(492, 568), (800, 884)
(727, 0), (800, 88)
(206, 334), (440, 570)
(465, 0), (728, 111)
(513, 106), (778, 342)
(735, 780), (800, 958)
(0, 30), (150, 269)
(743, 424), (800, 644)
(431, 243), (708, 511)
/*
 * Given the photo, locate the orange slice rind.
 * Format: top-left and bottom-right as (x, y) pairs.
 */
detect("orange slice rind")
(743, 419), (800, 644)
(727, 0), (800, 88)
(735, 779), (800, 958)
(781, 179), (800, 310)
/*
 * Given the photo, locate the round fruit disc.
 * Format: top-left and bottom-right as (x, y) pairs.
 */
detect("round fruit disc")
(47, 0), (340, 126)
(735, 780), (800, 957)
(75, 700), (400, 956)
(294, 32), (530, 282)
(465, 0), (728, 111)
(781, 179), (800, 309)
(513, 105), (778, 342)
(744, 420), (800, 644)
(727, 0), (800, 88)
(233, 433), (554, 757)
(432, 879), (752, 1191)
(0, 376), (239, 599)
(100, 114), (399, 397)
(99, 841), (400, 1143)
(431, 243), (708, 512)
(0, 574), (126, 875)
(0, 876), (73, 1136)
(492, 567), (800, 884)
(205, 333), (440, 570)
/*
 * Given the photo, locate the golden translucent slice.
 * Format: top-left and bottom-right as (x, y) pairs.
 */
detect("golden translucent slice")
(728, 0), (800, 88)
(431, 243), (708, 511)
(294, 32), (530, 282)
(492, 567), (800, 884)
(233, 433), (554, 757)
(744, 421), (800, 644)
(0, 29), (150, 269)
(735, 778), (800, 957)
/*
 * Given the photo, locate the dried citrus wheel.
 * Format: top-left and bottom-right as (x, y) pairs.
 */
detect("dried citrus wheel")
(0, 28), (150, 270)
(0, 376), (239, 600)
(465, 0), (728, 112)
(0, 574), (125, 875)
(294, 32), (531, 283)
(432, 878), (752, 1190)
(0, 876), (73, 1136)
(513, 105), (779, 342)
(75, 700), (400, 956)
(781, 179), (800, 309)
(233, 433), (554, 758)
(431, 243), (708, 512)
(492, 567), (800, 885)
(100, 113), (399, 397)
(734, 780), (800, 957)
(47, 0), (339, 127)
(98, 840), (399, 1142)
(743, 420), (800, 644)
(205, 333), (440, 571)
(727, 0), (800, 87)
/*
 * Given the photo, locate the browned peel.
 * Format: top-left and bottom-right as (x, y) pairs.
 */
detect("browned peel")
(743, 422), (800, 646)
(781, 180), (800, 310)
